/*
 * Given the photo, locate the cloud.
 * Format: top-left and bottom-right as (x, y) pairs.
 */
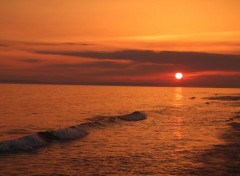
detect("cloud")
(28, 42), (94, 46)
(1, 47), (240, 87)
(20, 59), (42, 63)
(36, 50), (240, 72)
(47, 61), (128, 69)
(0, 44), (8, 47)
(0, 40), (94, 46)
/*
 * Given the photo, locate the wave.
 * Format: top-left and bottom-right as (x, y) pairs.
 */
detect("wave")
(0, 111), (146, 153)
(203, 95), (240, 101)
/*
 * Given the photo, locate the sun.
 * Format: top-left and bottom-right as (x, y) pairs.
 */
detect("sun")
(175, 72), (183, 80)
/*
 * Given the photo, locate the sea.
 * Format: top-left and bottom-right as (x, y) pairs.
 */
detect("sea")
(0, 84), (239, 176)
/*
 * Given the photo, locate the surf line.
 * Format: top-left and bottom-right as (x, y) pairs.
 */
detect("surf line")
(0, 111), (146, 153)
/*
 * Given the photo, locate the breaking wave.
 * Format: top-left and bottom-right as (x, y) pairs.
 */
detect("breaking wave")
(0, 111), (146, 153)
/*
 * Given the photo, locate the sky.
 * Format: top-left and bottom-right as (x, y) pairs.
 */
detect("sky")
(0, 0), (240, 87)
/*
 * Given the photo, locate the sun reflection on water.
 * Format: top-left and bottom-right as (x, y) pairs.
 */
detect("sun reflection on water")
(174, 87), (183, 107)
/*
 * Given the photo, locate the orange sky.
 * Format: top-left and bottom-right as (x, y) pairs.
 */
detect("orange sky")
(0, 0), (240, 87)
(1, 0), (240, 43)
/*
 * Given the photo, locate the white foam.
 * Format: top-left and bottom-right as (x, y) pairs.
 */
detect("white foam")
(0, 134), (47, 152)
(52, 127), (88, 140)
(118, 111), (146, 121)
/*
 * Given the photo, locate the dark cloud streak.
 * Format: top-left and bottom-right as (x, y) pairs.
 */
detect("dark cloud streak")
(20, 59), (42, 63)
(47, 61), (128, 69)
(36, 50), (240, 72)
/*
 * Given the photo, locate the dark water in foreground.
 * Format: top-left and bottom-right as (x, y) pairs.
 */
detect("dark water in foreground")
(0, 84), (239, 175)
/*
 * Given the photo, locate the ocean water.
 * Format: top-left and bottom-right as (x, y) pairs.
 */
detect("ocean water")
(0, 84), (239, 176)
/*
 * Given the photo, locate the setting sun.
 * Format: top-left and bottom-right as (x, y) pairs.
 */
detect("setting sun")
(175, 73), (183, 80)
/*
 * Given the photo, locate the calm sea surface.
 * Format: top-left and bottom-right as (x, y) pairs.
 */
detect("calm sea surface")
(0, 84), (239, 175)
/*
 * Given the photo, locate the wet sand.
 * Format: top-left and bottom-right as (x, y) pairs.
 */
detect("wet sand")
(191, 112), (240, 175)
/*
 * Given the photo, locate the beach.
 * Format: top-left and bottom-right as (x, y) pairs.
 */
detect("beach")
(0, 84), (239, 175)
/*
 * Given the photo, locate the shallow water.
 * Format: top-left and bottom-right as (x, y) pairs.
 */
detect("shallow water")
(0, 84), (239, 175)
